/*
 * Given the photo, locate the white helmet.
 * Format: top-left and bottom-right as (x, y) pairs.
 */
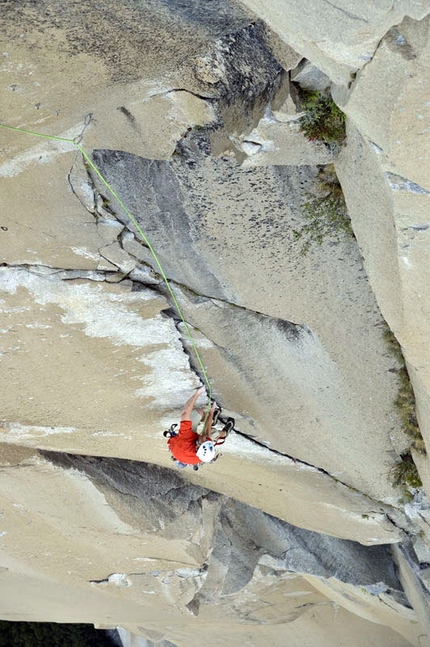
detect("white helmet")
(196, 441), (215, 463)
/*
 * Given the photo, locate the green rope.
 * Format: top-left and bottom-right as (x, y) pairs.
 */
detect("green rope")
(0, 122), (213, 404)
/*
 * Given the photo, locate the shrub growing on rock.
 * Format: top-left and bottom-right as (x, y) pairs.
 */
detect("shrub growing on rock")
(390, 452), (423, 494)
(298, 90), (346, 145)
(383, 328), (426, 455)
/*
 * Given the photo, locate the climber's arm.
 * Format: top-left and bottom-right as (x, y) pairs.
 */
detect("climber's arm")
(181, 386), (206, 421)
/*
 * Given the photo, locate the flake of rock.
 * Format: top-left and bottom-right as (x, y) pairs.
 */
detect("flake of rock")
(129, 265), (161, 286)
(291, 60), (331, 92)
(99, 242), (137, 274)
(236, 0), (430, 84)
(121, 231), (153, 264)
(97, 220), (124, 244)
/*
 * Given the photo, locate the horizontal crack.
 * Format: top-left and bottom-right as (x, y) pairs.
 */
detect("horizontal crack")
(3, 176), (408, 528)
(163, 87), (219, 102)
(0, 263), (120, 281)
(2, 254), (299, 326)
(89, 563), (199, 584)
(0, 262), (406, 519)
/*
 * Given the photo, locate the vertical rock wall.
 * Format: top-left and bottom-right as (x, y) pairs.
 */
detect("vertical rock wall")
(1, 1), (430, 645)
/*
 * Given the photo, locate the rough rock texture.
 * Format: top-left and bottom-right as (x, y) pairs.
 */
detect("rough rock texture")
(2, 0), (430, 645)
(0, 452), (421, 646)
(88, 146), (403, 503)
(0, 265), (407, 545)
(334, 16), (430, 457)
(234, 0), (430, 84)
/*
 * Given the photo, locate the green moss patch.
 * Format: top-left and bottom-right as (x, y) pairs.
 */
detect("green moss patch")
(298, 91), (346, 145)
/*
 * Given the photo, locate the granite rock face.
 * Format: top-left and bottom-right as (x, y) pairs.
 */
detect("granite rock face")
(235, 0), (430, 84)
(88, 145), (402, 504)
(0, 451), (420, 646)
(1, 0), (430, 645)
(334, 16), (430, 465)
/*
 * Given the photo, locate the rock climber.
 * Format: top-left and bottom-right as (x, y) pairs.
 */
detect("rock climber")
(165, 386), (233, 467)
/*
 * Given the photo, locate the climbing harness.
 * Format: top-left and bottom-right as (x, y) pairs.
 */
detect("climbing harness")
(0, 121), (213, 404)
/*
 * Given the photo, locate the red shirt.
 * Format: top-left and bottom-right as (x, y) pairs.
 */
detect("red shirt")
(168, 420), (202, 465)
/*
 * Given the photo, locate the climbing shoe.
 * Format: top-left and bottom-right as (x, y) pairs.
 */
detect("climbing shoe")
(212, 406), (222, 426)
(221, 417), (235, 436)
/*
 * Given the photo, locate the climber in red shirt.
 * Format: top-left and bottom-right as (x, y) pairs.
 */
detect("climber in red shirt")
(167, 386), (231, 466)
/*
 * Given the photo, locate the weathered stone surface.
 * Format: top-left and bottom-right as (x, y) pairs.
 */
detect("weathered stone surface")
(2, 0), (430, 644)
(291, 60), (332, 92)
(234, 0), (430, 84)
(334, 16), (430, 190)
(0, 229), (410, 543)
(0, 262), (408, 545)
(39, 452), (403, 587)
(0, 148), (106, 270)
(234, 105), (334, 167)
(393, 545), (430, 646)
(0, 453), (420, 644)
(124, 617), (413, 647)
(0, 267), (199, 448)
(89, 148), (403, 503)
(334, 17), (430, 458)
(304, 575), (422, 647)
(0, 1), (282, 161)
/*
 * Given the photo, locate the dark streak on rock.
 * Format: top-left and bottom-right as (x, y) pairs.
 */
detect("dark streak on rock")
(41, 449), (406, 598)
(321, 0), (369, 23)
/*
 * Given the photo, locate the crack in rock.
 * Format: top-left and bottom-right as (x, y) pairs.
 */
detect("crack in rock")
(0, 263), (119, 282)
(162, 88), (218, 102)
(321, 0), (370, 23)
(90, 573), (130, 587)
(0, 261), (406, 511)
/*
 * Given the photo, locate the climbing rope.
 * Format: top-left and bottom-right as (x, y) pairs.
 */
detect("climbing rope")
(0, 122), (213, 404)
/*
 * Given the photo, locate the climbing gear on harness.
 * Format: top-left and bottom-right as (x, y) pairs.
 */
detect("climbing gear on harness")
(163, 423), (178, 438)
(196, 440), (215, 462)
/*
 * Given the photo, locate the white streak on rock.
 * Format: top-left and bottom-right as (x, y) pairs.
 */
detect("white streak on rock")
(5, 423), (76, 439)
(0, 268), (175, 347)
(108, 573), (130, 587)
(0, 124), (85, 178)
(70, 246), (100, 261)
(135, 349), (196, 406)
